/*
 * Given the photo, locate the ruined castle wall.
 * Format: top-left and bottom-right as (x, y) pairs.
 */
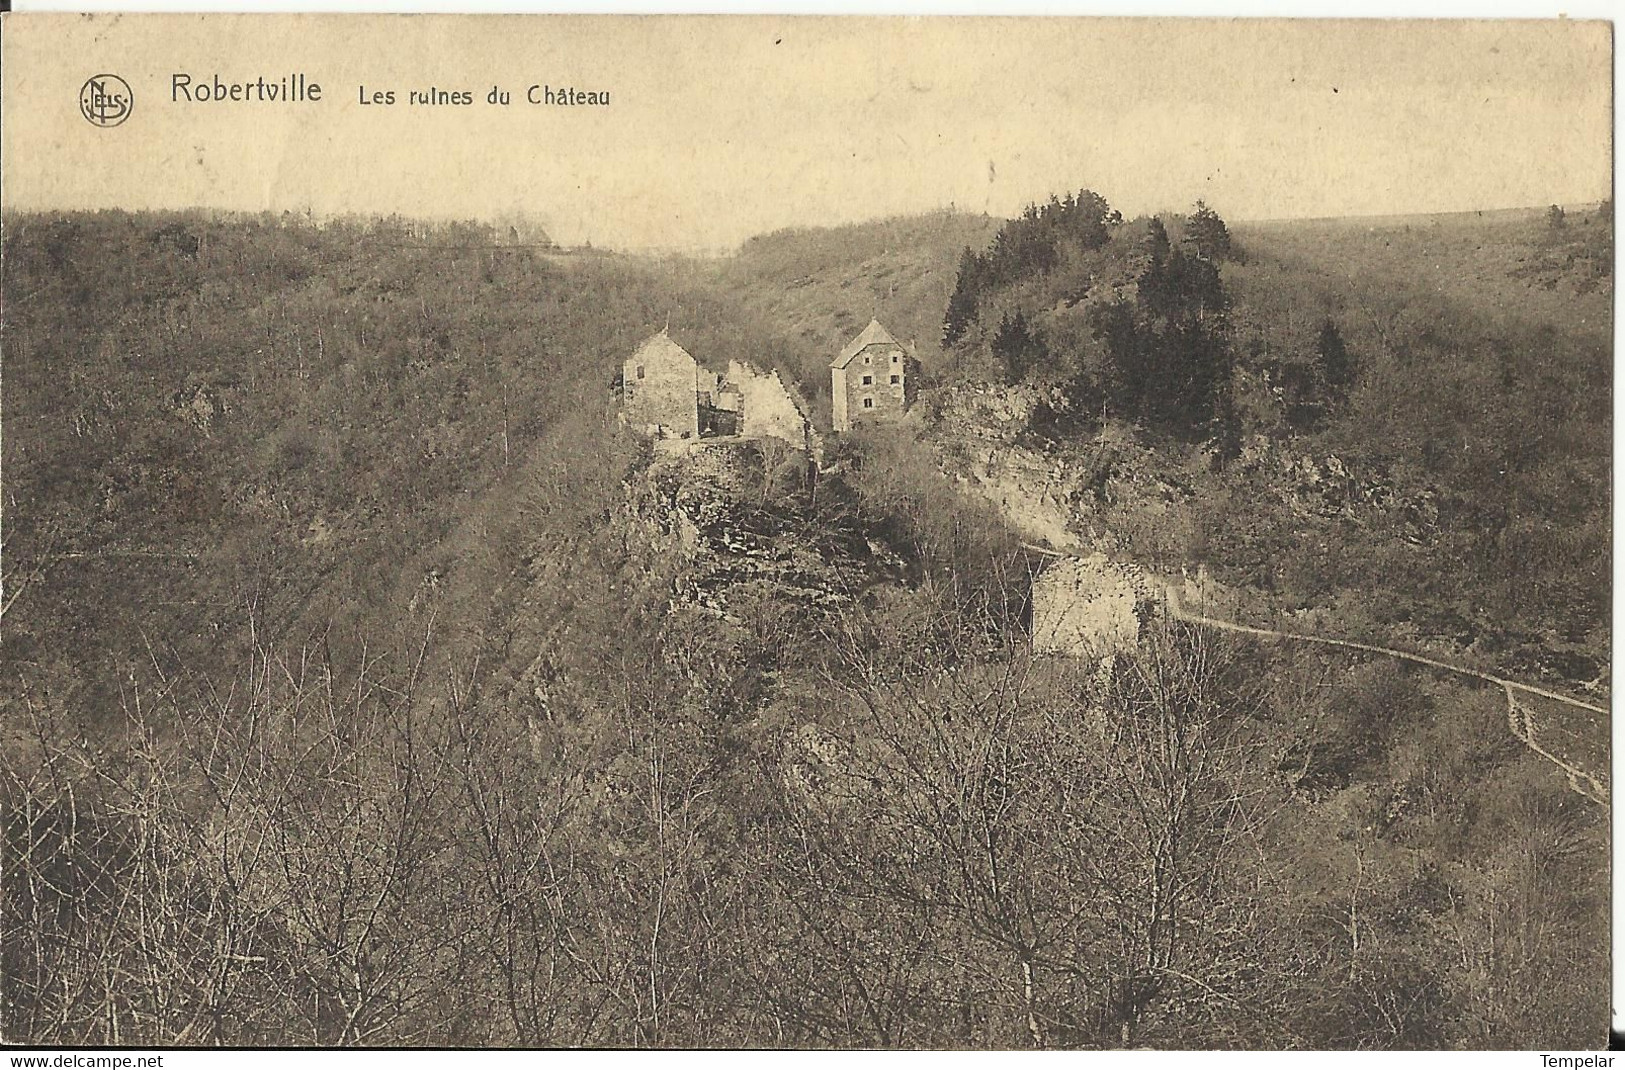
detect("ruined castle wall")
(623, 350), (700, 438)
(727, 359), (811, 450)
(1031, 555), (1158, 657)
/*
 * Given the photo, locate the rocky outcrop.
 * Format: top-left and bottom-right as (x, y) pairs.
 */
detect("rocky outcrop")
(928, 382), (1060, 445)
(632, 439), (902, 624)
(1233, 437), (1440, 544)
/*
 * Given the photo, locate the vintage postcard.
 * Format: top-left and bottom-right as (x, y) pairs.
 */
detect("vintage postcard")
(0, 12), (1612, 1052)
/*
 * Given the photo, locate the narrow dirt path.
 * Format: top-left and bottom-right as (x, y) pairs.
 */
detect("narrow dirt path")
(1017, 536), (1610, 805)
(1161, 585), (1611, 805)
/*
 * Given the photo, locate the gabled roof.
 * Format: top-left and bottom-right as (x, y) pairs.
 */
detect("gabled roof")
(831, 319), (902, 369)
(630, 329), (698, 368)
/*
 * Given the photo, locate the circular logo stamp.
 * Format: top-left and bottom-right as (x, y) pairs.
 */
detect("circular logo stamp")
(79, 74), (133, 128)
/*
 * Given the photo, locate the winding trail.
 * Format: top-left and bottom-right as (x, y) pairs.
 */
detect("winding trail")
(1019, 541), (1610, 805)
(1162, 588), (1606, 715)
(1161, 584), (1611, 806)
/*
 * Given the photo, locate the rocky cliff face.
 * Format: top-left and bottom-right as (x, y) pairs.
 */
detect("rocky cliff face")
(1231, 438), (1440, 545)
(926, 385), (1194, 558)
(629, 439), (905, 624)
(925, 386), (1440, 564)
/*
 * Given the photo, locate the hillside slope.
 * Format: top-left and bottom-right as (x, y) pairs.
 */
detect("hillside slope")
(1232, 206), (1611, 341)
(1, 207), (1607, 1050)
(903, 197), (1611, 692)
(1220, 204), (1611, 681)
(0, 211), (825, 714)
(713, 209), (1003, 388)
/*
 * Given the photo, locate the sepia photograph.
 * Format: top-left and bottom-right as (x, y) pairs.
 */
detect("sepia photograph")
(0, 10), (1613, 1052)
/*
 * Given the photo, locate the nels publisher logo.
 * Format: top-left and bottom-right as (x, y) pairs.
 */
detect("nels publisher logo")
(79, 74), (133, 128)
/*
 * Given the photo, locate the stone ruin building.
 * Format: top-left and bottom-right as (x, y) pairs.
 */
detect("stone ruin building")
(621, 329), (704, 439)
(1030, 553), (1163, 657)
(619, 329), (818, 454)
(831, 319), (910, 433)
(710, 359), (821, 454)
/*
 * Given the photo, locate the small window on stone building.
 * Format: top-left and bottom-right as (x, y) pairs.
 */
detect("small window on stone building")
(863, 398), (874, 409)
(862, 374), (873, 385)
(889, 374), (900, 384)
(864, 355), (871, 364)
(636, 365), (646, 379)
(892, 354), (899, 363)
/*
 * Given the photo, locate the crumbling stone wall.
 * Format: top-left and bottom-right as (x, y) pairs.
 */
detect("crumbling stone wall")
(1031, 554), (1161, 656)
(725, 359), (813, 451)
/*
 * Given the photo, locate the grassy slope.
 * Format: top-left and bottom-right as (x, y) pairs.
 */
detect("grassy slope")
(713, 209), (1003, 390)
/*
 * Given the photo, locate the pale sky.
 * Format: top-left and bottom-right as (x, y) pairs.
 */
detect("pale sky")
(1, 14), (1612, 249)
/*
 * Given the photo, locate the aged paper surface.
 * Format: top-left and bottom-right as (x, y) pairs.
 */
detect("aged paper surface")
(2, 16), (1611, 246)
(0, 12), (1613, 1052)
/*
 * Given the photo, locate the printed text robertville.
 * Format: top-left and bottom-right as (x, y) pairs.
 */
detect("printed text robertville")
(172, 72), (322, 102)
(166, 73), (611, 108)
